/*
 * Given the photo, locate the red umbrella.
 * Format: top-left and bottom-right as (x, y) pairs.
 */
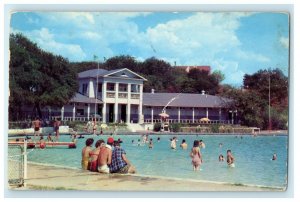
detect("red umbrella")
(159, 112), (169, 118)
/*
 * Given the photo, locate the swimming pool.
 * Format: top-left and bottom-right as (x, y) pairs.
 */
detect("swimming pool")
(23, 134), (288, 188)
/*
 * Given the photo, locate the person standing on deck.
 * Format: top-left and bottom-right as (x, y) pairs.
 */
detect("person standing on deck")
(32, 117), (41, 142)
(92, 117), (97, 135)
(53, 118), (61, 142)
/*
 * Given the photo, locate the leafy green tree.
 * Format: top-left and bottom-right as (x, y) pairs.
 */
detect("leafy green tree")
(243, 68), (288, 109)
(104, 55), (139, 72)
(212, 70), (225, 83)
(9, 33), (78, 120)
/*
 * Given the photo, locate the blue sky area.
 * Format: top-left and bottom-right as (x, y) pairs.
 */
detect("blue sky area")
(10, 12), (289, 85)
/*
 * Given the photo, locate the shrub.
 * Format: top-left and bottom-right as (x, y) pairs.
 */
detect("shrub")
(210, 124), (220, 133)
(170, 123), (182, 132)
(153, 123), (161, 132)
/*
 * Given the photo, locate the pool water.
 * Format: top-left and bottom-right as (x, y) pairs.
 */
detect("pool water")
(25, 134), (288, 188)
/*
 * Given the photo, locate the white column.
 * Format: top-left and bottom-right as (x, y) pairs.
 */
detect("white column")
(178, 107), (181, 123)
(88, 79), (95, 98)
(192, 107), (195, 123)
(127, 84), (131, 123)
(114, 83), (119, 122)
(73, 103), (76, 121)
(87, 104), (90, 120)
(206, 108), (209, 118)
(219, 108), (222, 121)
(102, 82), (107, 123)
(151, 107), (154, 124)
(102, 103), (106, 123)
(138, 84), (143, 124)
(61, 106), (64, 121)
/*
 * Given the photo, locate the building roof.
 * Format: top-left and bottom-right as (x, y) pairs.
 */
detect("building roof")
(143, 93), (230, 108)
(78, 68), (147, 80)
(70, 93), (103, 104)
(78, 69), (113, 78)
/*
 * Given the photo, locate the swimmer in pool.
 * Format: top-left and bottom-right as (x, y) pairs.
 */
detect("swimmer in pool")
(219, 154), (224, 162)
(149, 138), (153, 149)
(170, 137), (177, 149)
(199, 140), (205, 149)
(219, 143), (223, 148)
(180, 139), (188, 149)
(157, 137), (160, 142)
(272, 153), (277, 161)
(226, 150), (235, 167)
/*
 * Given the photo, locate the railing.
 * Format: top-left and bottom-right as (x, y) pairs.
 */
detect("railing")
(118, 93), (128, 99)
(131, 93), (140, 99)
(144, 119), (231, 124)
(50, 116), (101, 122)
(106, 92), (115, 98)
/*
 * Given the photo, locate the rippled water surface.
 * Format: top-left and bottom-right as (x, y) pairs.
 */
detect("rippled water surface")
(23, 134), (288, 188)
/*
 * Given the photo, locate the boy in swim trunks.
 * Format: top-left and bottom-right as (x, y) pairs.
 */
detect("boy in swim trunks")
(226, 150), (235, 167)
(32, 117), (41, 142)
(97, 137), (113, 173)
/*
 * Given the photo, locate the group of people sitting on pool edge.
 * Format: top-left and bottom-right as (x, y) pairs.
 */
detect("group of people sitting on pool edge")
(81, 137), (136, 174)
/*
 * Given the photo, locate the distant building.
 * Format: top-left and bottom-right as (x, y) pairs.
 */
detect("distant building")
(175, 65), (211, 74)
(22, 68), (237, 124)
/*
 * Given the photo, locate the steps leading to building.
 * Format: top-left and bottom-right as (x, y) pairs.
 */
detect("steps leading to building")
(127, 123), (154, 132)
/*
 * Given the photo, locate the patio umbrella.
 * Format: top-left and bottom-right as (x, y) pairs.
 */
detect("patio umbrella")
(159, 112), (169, 118)
(200, 117), (210, 122)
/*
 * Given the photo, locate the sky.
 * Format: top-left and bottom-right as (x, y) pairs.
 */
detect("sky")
(10, 12), (289, 85)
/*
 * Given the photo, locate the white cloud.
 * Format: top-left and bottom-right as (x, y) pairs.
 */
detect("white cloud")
(13, 27), (86, 61)
(212, 59), (245, 84)
(236, 50), (270, 63)
(133, 12), (247, 64)
(279, 36), (289, 49)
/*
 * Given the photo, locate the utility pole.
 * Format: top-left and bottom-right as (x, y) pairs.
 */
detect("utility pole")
(268, 69), (272, 131)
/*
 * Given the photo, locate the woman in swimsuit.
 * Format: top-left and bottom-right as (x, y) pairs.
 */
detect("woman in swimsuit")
(190, 140), (202, 171)
(89, 139), (105, 172)
(81, 138), (94, 170)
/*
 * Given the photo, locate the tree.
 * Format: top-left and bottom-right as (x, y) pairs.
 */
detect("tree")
(104, 55), (139, 72)
(187, 69), (220, 94)
(212, 70), (225, 83)
(243, 68), (288, 109)
(220, 68), (288, 130)
(9, 33), (78, 120)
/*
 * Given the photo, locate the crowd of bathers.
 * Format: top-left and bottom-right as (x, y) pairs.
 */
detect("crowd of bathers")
(81, 137), (136, 174)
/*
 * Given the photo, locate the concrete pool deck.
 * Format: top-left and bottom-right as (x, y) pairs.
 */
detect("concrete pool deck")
(16, 163), (284, 191)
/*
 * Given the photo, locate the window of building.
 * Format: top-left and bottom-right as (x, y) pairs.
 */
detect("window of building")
(82, 83), (88, 94)
(107, 83), (115, 91)
(76, 109), (84, 116)
(131, 84), (140, 93)
(119, 83), (128, 92)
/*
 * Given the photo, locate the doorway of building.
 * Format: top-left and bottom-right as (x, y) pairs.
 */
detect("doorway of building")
(108, 104), (114, 123)
(120, 105), (126, 123)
